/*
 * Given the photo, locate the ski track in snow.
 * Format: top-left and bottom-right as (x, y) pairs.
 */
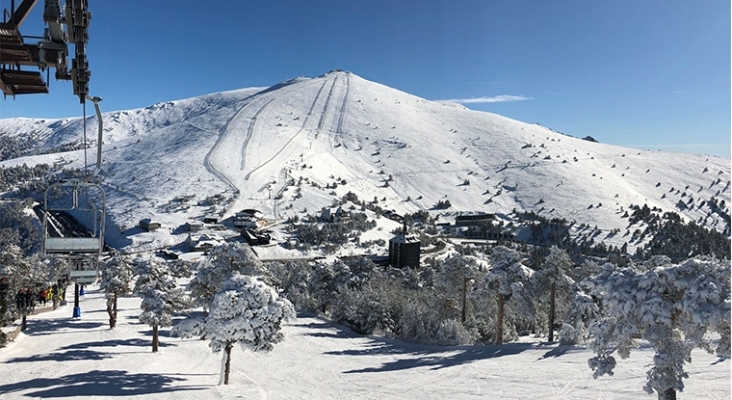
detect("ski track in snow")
(242, 80), (325, 181)
(208, 79), (323, 217)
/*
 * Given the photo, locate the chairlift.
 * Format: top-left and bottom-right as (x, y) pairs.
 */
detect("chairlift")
(41, 95), (106, 261)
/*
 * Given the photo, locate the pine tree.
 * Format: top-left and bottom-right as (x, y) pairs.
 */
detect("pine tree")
(173, 273), (295, 384)
(434, 252), (482, 324)
(188, 243), (270, 309)
(474, 246), (535, 344)
(586, 257), (730, 400)
(134, 258), (190, 352)
(100, 255), (135, 328)
(533, 246), (575, 341)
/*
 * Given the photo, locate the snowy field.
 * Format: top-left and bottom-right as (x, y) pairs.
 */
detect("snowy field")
(0, 285), (728, 399)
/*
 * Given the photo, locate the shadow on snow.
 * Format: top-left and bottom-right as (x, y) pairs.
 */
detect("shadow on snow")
(4, 349), (113, 363)
(23, 318), (106, 336)
(59, 338), (176, 351)
(0, 369), (206, 398)
(333, 341), (536, 373)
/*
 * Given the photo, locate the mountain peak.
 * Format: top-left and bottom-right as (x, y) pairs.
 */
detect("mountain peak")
(0, 72), (729, 253)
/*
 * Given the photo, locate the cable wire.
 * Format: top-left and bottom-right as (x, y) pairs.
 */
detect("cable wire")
(83, 101), (88, 174)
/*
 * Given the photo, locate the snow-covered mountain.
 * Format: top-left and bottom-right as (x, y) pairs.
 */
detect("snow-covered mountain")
(0, 71), (729, 253)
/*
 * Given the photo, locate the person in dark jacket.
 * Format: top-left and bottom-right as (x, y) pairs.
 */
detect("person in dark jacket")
(15, 289), (26, 313)
(25, 288), (35, 313)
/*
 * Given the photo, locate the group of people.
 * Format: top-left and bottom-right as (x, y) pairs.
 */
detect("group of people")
(15, 288), (37, 314)
(11, 284), (65, 314)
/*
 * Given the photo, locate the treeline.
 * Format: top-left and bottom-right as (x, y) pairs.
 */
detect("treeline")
(0, 136), (35, 161)
(634, 209), (730, 261)
(0, 134), (86, 162)
(0, 199), (41, 256)
(512, 206), (730, 262)
(0, 164), (50, 193)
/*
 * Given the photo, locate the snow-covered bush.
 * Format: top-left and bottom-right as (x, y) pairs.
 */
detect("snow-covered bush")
(331, 285), (395, 335)
(396, 293), (472, 345)
(557, 290), (600, 345)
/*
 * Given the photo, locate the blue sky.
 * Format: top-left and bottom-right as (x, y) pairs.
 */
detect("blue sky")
(1, 0), (729, 158)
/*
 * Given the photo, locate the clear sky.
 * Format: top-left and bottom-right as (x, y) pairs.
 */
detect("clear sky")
(1, 0), (730, 158)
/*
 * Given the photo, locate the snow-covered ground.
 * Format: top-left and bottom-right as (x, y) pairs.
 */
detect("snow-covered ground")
(0, 285), (729, 399)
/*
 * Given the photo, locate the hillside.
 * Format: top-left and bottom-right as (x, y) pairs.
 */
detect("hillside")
(0, 71), (729, 254)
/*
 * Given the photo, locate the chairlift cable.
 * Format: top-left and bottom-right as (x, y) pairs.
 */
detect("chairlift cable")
(83, 101), (88, 175)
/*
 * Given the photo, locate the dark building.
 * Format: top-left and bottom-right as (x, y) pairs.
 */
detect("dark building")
(454, 213), (495, 226)
(139, 218), (161, 231)
(202, 215), (219, 224)
(389, 232), (421, 268)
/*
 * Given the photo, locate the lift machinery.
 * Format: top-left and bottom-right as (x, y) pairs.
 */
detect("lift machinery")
(1, 0), (90, 101)
(2, 0), (101, 318)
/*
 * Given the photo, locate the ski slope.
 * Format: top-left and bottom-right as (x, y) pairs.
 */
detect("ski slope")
(0, 71), (729, 255)
(0, 285), (729, 399)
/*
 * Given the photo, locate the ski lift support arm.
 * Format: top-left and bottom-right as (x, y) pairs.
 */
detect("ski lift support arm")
(86, 94), (103, 178)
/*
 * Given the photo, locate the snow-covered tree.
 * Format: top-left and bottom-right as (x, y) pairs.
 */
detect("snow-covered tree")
(167, 259), (193, 279)
(557, 289), (601, 345)
(307, 262), (338, 313)
(100, 255), (135, 328)
(0, 246), (49, 325)
(0, 245), (25, 324)
(533, 246), (575, 341)
(433, 252), (483, 324)
(188, 243), (269, 309)
(330, 269), (399, 335)
(474, 246), (535, 344)
(586, 257), (730, 400)
(43, 257), (69, 288)
(134, 258), (190, 352)
(277, 260), (316, 311)
(173, 273), (295, 384)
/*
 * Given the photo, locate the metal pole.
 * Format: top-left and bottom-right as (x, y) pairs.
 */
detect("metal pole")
(461, 277), (467, 323)
(72, 282), (81, 318)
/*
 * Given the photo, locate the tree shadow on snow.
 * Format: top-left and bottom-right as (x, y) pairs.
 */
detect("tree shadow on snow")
(539, 344), (585, 359)
(23, 318), (105, 336)
(59, 338), (175, 351)
(5, 349), (113, 363)
(293, 313), (369, 340)
(334, 341), (536, 373)
(0, 369), (206, 398)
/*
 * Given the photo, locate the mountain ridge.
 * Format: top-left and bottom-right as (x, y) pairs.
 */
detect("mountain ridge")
(0, 71), (729, 254)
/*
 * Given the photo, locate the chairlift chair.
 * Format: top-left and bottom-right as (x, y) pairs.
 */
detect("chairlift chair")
(41, 179), (106, 260)
(41, 95), (106, 262)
